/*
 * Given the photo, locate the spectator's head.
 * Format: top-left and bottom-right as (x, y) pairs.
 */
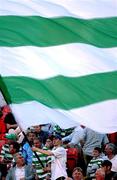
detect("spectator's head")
(52, 134), (62, 147)
(9, 141), (20, 155)
(14, 152), (25, 167)
(33, 125), (42, 133)
(1, 105), (11, 114)
(105, 143), (117, 156)
(72, 167), (84, 180)
(45, 137), (53, 149)
(33, 138), (42, 148)
(92, 147), (102, 158)
(26, 131), (36, 143)
(101, 160), (112, 173)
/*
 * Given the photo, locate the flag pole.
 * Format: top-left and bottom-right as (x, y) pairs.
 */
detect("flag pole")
(0, 77), (44, 167)
(0, 76), (12, 105)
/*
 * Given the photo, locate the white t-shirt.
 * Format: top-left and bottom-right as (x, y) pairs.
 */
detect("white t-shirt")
(110, 154), (117, 172)
(15, 166), (25, 180)
(51, 146), (67, 180)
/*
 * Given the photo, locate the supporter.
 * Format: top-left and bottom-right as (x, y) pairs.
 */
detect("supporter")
(0, 105), (13, 142)
(0, 133), (17, 180)
(95, 160), (112, 180)
(8, 141), (21, 168)
(32, 134), (68, 180)
(22, 130), (36, 165)
(104, 143), (117, 173)
(1, 106), (24, 144)
(72, 167), (84, 180)
(9, 141), (20, 155)
(33, 125), (49, 145)
(6, 152), (35, 180)
(1, 105), (11, 116)
(32, 137), (51, 179)
(81, 128), (109, 165)
(86, 147), (104, 179)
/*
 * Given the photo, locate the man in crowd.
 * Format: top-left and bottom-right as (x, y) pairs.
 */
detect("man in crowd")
(33, 125), (49, 145)
(104, 143), (117, 173)
(0, 133), (17, 180)
(22, 130), (36, 165)
(6, 152), (35, 180)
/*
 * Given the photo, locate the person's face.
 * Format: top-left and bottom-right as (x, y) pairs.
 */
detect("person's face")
(105, 145), (112, 155)
(28, 132), (36, 142)
(9, 144), (15, 154)
(72, 170), (83, 180)
(95, 169), (105, 180)
(16, 154), (25, 166)
(45, 139), (53, 148)
(34, 125), (41, 133)
(3, 106), (11, 113)
(92, 149), (100, 158)
(53, 138), (61, 147)
(33, 139), (41, 148)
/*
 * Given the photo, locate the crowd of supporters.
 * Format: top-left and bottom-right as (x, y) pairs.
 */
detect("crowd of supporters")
(0, 105), (117, 180)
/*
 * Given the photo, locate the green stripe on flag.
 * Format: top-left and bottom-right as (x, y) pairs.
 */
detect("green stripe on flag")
(0, 16), (117, 48)
(1, 71), (117, 109)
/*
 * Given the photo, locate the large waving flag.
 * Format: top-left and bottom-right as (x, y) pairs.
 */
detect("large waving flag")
(0, 0), (117, 133)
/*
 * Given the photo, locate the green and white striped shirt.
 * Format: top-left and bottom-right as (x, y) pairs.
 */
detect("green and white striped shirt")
(32, 147), (51, 179)
(0, 144), (13, 162)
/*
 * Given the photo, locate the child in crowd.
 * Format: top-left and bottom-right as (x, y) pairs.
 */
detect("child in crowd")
(86, 147), (104, 179)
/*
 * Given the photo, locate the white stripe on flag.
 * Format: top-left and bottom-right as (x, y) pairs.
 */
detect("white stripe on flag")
(10, 99), (117, 133)
(1, 0), (117, 18)
(1, 45), (117, 78)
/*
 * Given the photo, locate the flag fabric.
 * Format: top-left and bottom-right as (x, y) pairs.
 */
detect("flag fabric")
(0, 0), (117, 133)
